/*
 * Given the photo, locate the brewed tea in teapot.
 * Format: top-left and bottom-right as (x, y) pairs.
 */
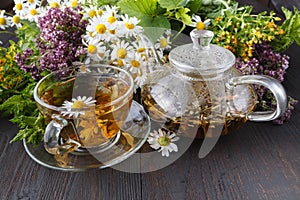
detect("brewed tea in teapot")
(142, 29), (287, 137)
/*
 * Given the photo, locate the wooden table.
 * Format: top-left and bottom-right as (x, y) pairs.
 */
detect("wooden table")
(1, 1), (299, 199)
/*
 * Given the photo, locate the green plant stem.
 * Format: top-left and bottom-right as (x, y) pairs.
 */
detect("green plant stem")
(218, 0), (230, 10)
(0, 31), (16, 36)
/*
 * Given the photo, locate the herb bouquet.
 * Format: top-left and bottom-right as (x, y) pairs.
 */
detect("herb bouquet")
(0, 0), (299, 150)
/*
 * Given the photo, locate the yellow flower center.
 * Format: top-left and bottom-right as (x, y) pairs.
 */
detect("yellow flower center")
(96, 24), (106, 34)
(137, 47), (145, 53)
(196, 22), (205, 30)
(79, 65), (88, 72)
(157, 136), (170, 146)
(71, 0), (78, 7)
(50, 2), (60, 8)
(28, 0), (34, 3)
(12, 15), (20, 24)
(117, 48), (127, 59)
(125, 22), (134, 30)
(109, 29), (115, 35)
(16, 3), (23, 10)
(30, 9), (37, 15)
(159, 38), (168, 48)
(117, 59), (124, 67)
(108, 16), (116, 24)
(72, 100), (86, 109)
(88, 10), (96, 18)
(131, 60), (140, 68)
(98, 52), (104, 58)
(88, 45), (97, 54)
(0, 18), (6, 25)
(97, 9), (103, 16)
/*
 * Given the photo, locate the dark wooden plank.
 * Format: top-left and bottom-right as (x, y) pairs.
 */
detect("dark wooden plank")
(139, 119), (300, 200)
(0, 117), (142, 200)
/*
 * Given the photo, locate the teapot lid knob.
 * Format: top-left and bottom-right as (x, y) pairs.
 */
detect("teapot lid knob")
(190, 29), (214, 50)
(169, 28), (236, 75)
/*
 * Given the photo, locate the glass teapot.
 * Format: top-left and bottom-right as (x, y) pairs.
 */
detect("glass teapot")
(141, 29), (287, 138)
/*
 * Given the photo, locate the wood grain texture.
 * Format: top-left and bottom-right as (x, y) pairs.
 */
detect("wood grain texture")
(0, 0), (299, 199)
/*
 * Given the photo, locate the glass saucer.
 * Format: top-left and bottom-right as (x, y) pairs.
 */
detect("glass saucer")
(23, 101), (151, 171)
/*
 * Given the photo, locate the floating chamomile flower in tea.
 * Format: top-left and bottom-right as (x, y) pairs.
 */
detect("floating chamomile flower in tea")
(59, 96), (96, 118)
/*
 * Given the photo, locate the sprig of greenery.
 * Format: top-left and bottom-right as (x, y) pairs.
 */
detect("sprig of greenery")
(271, 7), (300, 52)
(118, 0), (204, 30)
(0, 23), (43, 144)
(0, 81), (45, 145)
(208, 5), (287, 60)
(10, 113), (45, 145)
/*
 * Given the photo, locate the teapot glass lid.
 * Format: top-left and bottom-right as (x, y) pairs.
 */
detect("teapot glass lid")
(169, 29), (236, 75)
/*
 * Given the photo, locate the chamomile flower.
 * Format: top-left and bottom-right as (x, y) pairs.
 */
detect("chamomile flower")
(65, 0), (83, 8)
(86, 14), (114, 41)
(82, 5), (100, 19)
(132, 37), (149, 56)
(26, 0), (41, 7)
(119, 14), (143, 37)
(125, 54), (145, 75)
(78, 65), (91, 73)
(47, 0), (63, 9)
(133, 66), (147, 90)
(155, 35), (172, 51)
(83, 39), (109, 62)
(59, 96), (96, 118)
(110, 40), (134, 61)
(25, 4), (40, 22)
(13, 0), (29, 17)
(147, 129), (179, 157)
(0, 10), (11, 30)
(102, 8), (118, 25)
(8, 15), (22, 28)
(191, 15), (210, 30)
(103, 5), (119, 18)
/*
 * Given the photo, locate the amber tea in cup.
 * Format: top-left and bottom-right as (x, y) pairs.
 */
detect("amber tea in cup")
(34, 64), (134, 155)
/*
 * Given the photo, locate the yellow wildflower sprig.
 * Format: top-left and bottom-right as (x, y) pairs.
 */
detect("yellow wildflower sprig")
(209, 6), (284, 61)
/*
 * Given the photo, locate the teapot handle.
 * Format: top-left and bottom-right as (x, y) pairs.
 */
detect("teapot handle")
(227, 75), (287, 121)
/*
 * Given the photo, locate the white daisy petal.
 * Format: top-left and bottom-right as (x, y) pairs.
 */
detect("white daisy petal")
(171, 136), (180, 142)
(161, 148), (169, 157)
(150, 143), (161, 150)
(169, 143), (178, 152)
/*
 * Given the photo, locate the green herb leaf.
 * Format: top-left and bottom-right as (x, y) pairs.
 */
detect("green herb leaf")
(158, 0), (185, 10)
(140, 16), (171, 43)
(175, 7), (193, 25)
(118, 0), (158, 18)
(0, 82), (36, 116)
(272, 7), (300, 52)
(10, 113), (45, 145)
(187, 0), (202, 14)
(139, 15), (171, 28)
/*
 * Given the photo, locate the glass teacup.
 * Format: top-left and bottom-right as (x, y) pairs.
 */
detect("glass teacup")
(34, 64), (134, 155)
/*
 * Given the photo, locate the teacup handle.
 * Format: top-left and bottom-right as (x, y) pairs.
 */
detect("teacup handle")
(227, 75), (287, 121)
(44, 114), (81, 155)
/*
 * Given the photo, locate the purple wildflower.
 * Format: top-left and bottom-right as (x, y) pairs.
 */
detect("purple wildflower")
(234, 42), (297, 124)
(18, 7), (88, 79)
